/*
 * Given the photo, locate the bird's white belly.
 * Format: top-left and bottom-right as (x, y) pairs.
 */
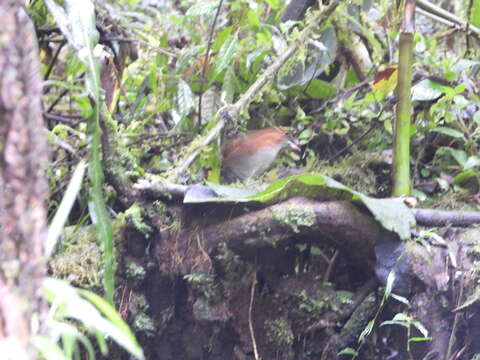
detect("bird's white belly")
(242, 147), (281, 179)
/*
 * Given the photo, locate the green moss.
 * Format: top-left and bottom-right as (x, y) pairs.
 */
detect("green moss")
(214, 247), (245, 281)
(469, 247), (480, 257)
(273, 205), (316, 233)
(297, 289), (326, 313)
(133, 313), (156, 337)
(134, 294), (149, 312)
(112, 214), (126, 246)
(339, 293), (377, 346)
(49, 217), (126, 289)
(336, 290), (354, 305)
(308, 152), (387, 195)
(125, 203), (153, 238)
(265, 318), (294, 347)
(152, 200), (168, 215)
(49, 226), (102, 289)
(150, 200), (176, 227)
(463, 230), (480, 258)
(125, 262), (146, 283)
(184, 273), (217, 299)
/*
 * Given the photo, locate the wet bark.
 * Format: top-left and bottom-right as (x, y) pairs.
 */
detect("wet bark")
(0, 1), (48, 356)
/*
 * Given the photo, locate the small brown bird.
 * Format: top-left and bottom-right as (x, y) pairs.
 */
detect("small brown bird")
(221, 127), (301, 183)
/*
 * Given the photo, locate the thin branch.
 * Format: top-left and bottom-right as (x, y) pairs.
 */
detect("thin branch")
(323, 250), (339, 282)
(133, 179), (188, 199)
(46, 73), (85, 113)
(44, 41), (66, 82)
(412, 208), (480, 227)
(43, 112), (83, 125)
(248, 272), (260, 360)
(115, 36), (179, 58)
(327, 103), (389, 163)
(198, 0), (225, 127)
(417, 0), (480, 36)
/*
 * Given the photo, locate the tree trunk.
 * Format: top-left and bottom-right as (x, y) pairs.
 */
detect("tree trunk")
(0, 1), (48, 357)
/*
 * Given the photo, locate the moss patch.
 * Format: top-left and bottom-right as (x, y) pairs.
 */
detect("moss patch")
(49, 226), (103, 289)
(273, 204), (316, 233)
(125, 203), (153, 238)
(265, 318), (294, 347)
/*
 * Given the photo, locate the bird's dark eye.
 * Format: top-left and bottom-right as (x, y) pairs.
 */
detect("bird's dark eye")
(285, 131), (295, 140)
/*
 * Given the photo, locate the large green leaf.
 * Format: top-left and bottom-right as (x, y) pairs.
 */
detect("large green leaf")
(46, 0), (115, 304)
(42, 278), (145, 360)
(175, 79), (194, 118)
(471, 0), (480, 27)
(213, 35), (238, 79)
(186, 0), (220, 16)
(411, 79), (449, 101)
(184, 173), (415, 240)
(46, 160), (86, 258)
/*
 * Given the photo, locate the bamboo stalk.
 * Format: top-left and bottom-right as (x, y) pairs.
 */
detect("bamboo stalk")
(392, 0), (415, 196)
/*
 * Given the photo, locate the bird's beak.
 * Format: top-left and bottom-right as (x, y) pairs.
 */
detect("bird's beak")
(288, 140), (301, 153)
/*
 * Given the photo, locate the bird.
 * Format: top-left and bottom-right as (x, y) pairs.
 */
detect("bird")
(221, 126), (301, 183)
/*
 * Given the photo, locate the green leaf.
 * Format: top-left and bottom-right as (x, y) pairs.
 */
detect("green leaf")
(44, 279), (145, 360)
(51, 0), (115, 304)
(337, 347), (358, 356)
(432, 127), (464, 139)
(175, 79), (194, 118)
(221, 65), (236, 104)
(411, 320), (429, 338)
(34, 336), (68, 360)
(383, 270), (396, 300)
(184, 173), (415, 240)
(471, 0), (480, 28)
(436, 147), (467, 166)
(80, 290), (133, 338)
(305, 79), (337, 99)
(408, 337), (432, 342)
(213, 35), (238, 79)
(186, 0), (220, 16)
(411, 79), (450, 101)
(264, 0), (281, 9)
(464, 156), (480, 170)
(453, 168), (479, 185)
(391, 293), (410, 305)
(359, 319), (375, 342)
(175, 45), (205, 73)
(474, 110), (480, 124)
(46, 160), (86, 258)
(213, 26), (234, 52)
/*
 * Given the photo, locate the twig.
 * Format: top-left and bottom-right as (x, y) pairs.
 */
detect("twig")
(46, 88), (69, 113)
(132, 179), (188, 199)
(46, 73), (85, 113)
(198, 0), (225, 127)
(327, 103), (389, 163)
(412, 206), (480, 227)
(173, 0), (342, 181)
(248, 272), (260, 360)
(466, 0), (474, 56)
(446, 274), (465, 360)
(125, 132), (193, 146)
(44, 41), (66, 82)
(417, 0), (480, 36)
(43, 112), (83, 125)
(115, 36), (179, 58)
(323, 250), (339, 282)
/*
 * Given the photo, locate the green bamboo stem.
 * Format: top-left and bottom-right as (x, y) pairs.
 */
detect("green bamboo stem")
(392, 31), (414, 196)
